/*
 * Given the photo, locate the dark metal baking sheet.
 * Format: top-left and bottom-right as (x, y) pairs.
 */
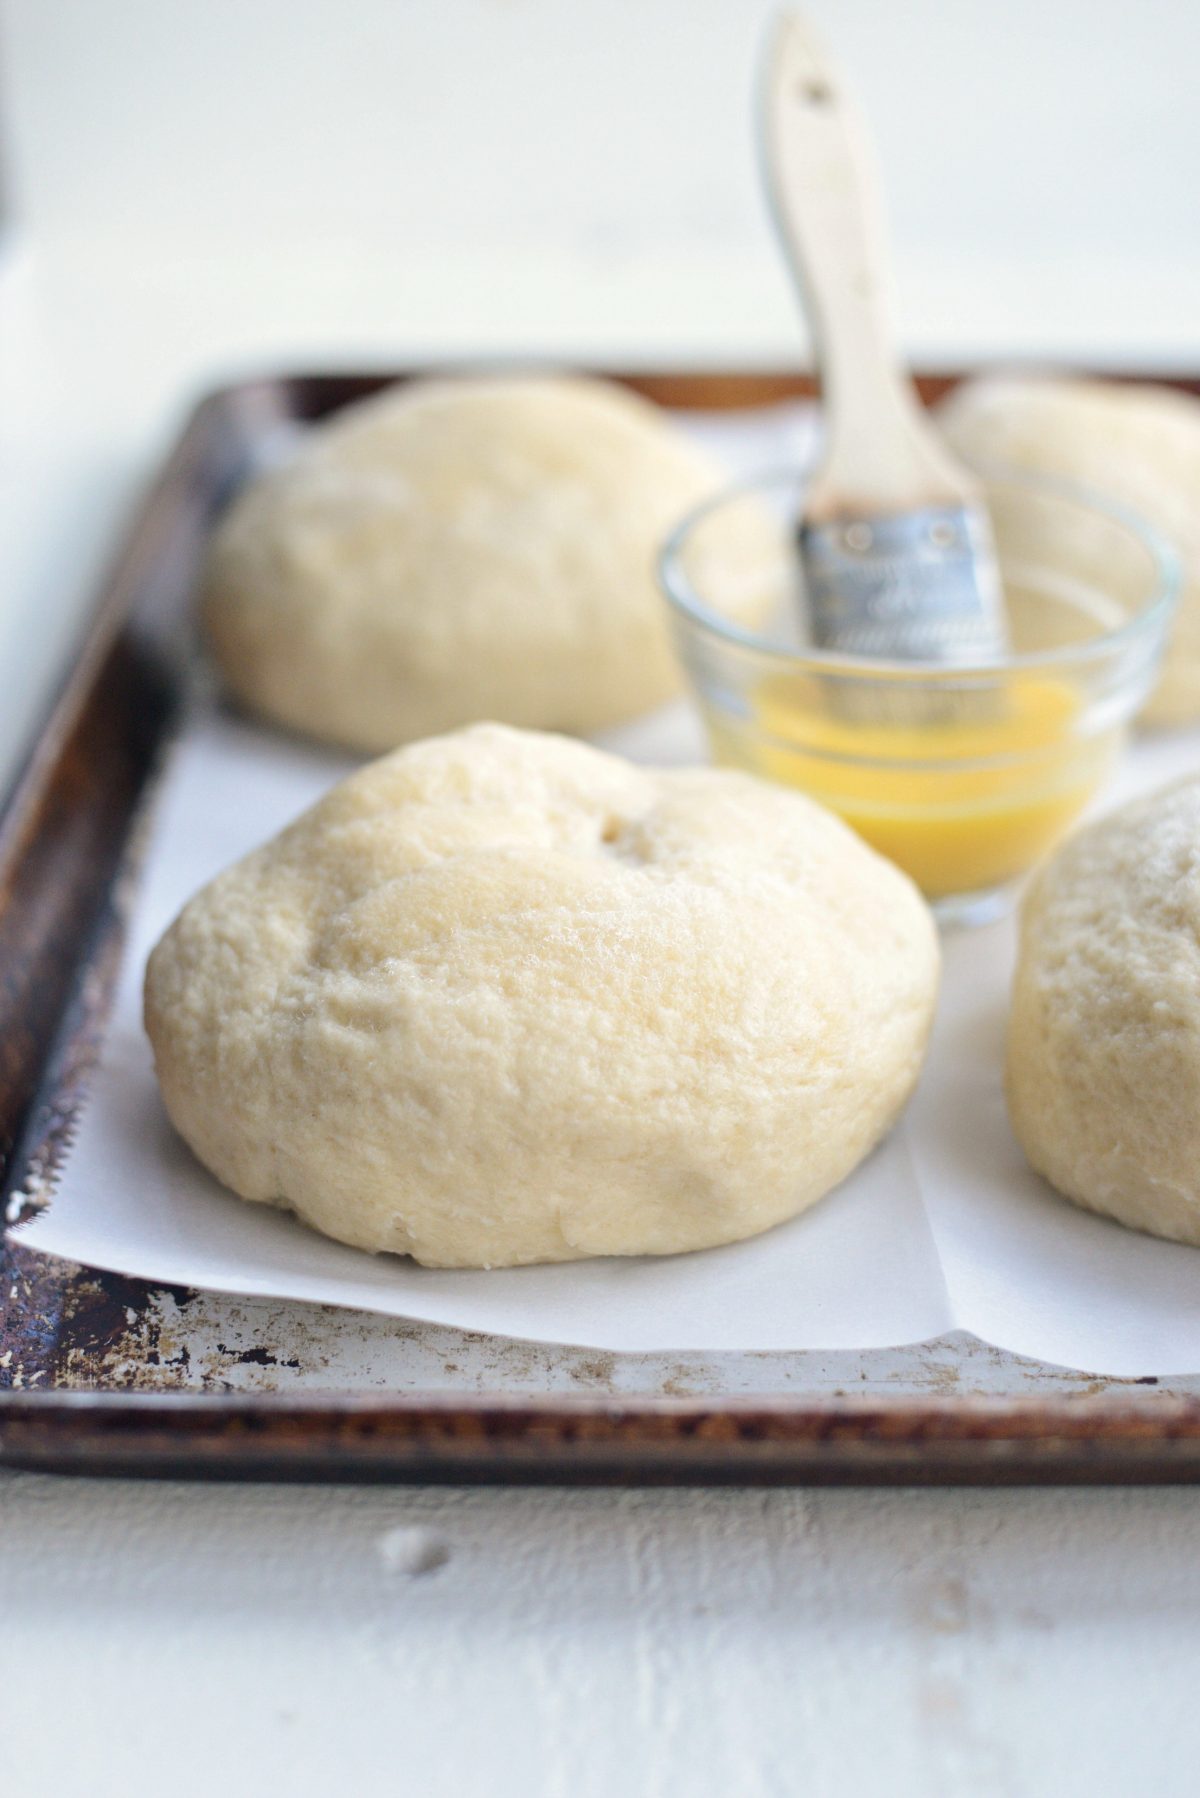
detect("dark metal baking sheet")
(4, 365), (1200, 1484)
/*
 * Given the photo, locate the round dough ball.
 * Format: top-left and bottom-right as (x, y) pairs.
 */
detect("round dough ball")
(1008, 775), (1200, 1244)
(203, 373), (766, 752)
(144, 724), (939, 1268)
(937, 374), (1200, 726)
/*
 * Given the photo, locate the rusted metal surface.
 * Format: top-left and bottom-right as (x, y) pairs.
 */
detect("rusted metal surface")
(5, 365), (1200, 1484)
(0, 1265), (1178, 1401)
(5, 1248), (1199, 1482)
(0, 1239), (192, 1392)
(9, 1382), (1200, 1485)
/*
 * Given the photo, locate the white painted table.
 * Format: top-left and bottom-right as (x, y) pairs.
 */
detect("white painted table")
(6, 226), (1200, 1793)
(6, 1470), (1200, 1798)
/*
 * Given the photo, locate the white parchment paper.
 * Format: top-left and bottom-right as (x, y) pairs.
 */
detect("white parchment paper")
(17, 405), (1200, 1374)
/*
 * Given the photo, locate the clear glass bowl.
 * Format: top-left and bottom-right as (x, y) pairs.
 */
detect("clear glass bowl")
(659, 469), (1179, 924)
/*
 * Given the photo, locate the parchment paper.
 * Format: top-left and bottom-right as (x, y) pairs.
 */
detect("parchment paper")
(17, 404), (1200, 1375)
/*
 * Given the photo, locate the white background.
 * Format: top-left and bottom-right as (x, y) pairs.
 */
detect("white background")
(3, 4), (1200, 1794)
(7, 0), (1200, 344)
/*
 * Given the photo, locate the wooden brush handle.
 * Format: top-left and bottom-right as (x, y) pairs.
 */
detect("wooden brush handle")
(761, 11), (974, 519)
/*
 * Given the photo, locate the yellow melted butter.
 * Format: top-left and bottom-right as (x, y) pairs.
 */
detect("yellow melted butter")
(710, 672), (1118, 900)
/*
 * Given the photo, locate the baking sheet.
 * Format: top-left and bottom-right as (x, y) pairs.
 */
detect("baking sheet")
(17, 402), (1200, 1377)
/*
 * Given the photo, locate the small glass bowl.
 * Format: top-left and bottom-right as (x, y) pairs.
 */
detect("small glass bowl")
(659, 468), (1179, 925)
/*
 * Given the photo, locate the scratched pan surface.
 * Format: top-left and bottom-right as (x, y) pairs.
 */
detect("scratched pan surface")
(5, 366), (1200, 1486)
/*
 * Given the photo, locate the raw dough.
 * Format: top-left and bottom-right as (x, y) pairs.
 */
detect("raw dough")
(203, 373), (768, 751)
(144, 724), (940, 1268)
(937, 373), (1200, 726)
(1008, 774), (1200, 1245)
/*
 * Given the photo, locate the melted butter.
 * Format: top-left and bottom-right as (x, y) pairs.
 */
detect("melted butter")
(710, 672), (1118, 900)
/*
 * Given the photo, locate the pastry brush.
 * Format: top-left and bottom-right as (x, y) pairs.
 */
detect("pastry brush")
(761, 10), (1009, 667)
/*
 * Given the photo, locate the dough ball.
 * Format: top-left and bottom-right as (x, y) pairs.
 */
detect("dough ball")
(203, 373), (767, 752)
(144, 724), (939, 1268)
(1008, 775), (1200, 1244)
(937, 373), (1200, 726)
